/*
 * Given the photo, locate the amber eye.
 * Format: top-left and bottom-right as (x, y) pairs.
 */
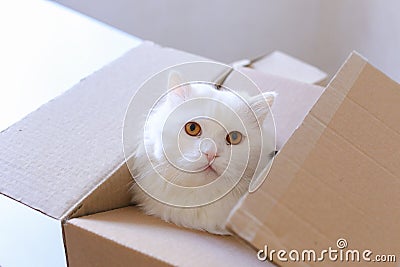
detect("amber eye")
(226, 131), (242, 145)
(185, 122), (201, 136)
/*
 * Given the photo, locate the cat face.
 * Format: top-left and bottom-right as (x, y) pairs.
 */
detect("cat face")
(143, 72), (275, 188)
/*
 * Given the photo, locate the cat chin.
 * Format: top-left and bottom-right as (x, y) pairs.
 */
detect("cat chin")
(130, 179), (249, 236)
(172, 170), (220, 187)
(203, 165), (219, 175)
(130, 146), (266, 234)
(130, 157), (250, 235)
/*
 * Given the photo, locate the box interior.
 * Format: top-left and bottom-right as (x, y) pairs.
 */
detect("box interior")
(0, 42), (205, 220)
(249, 51), (327, 85)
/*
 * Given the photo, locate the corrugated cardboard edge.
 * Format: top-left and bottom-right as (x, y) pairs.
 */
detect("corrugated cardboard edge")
(225, 51), (367, 250)
(65, 162), (132, 220)
(63, 206), (269, 267)
(63, 220), (172, 267)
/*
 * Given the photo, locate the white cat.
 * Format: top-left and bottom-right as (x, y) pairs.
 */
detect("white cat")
(130, 72), (276, 235)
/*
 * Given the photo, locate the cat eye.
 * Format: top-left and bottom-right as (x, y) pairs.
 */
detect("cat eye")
(184, 122), (202, 136)
(226, 131), (242, 145)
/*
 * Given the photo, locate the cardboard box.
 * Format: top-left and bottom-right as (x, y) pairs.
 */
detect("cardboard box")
(3, 42), (396, 266)
(0, 41), (324, 266)
(227, 52), (400, 266)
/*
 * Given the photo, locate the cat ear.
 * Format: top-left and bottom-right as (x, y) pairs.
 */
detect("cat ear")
(249, 92), (277, 122)
(167, 71), (191, 102)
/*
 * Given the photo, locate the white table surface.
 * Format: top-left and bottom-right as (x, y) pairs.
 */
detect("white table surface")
(0, 0), (142, 132)
(0, 1), (141, 266)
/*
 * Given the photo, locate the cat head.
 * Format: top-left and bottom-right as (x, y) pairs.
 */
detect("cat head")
(143, 71), (276, 188)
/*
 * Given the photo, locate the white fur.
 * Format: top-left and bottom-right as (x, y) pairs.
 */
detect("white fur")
(130, 72), (276, 235)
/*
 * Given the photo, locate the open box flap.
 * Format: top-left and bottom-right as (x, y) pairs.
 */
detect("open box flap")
(0, 42), (205, 220)
(226, 52), (400, 266)
(64, 206), (272, 266)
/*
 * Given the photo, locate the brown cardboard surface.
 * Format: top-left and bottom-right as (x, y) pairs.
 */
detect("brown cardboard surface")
(233, 51), (327, 85)
(0, 42), (205, 220)
(64, 206), (272, 267)
(64, 210), (169, 267)
(226, 52), (400, 266)
(240, 68), (325, 149)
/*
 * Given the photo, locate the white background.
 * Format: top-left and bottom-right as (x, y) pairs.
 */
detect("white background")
(0, 0), (141, 131)
(55, 0), (400, 82)
(0, 1), (141, 266)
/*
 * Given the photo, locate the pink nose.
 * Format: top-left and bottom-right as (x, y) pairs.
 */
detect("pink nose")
(205, 152), (216, 163)
(199, 138), (217, 163)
